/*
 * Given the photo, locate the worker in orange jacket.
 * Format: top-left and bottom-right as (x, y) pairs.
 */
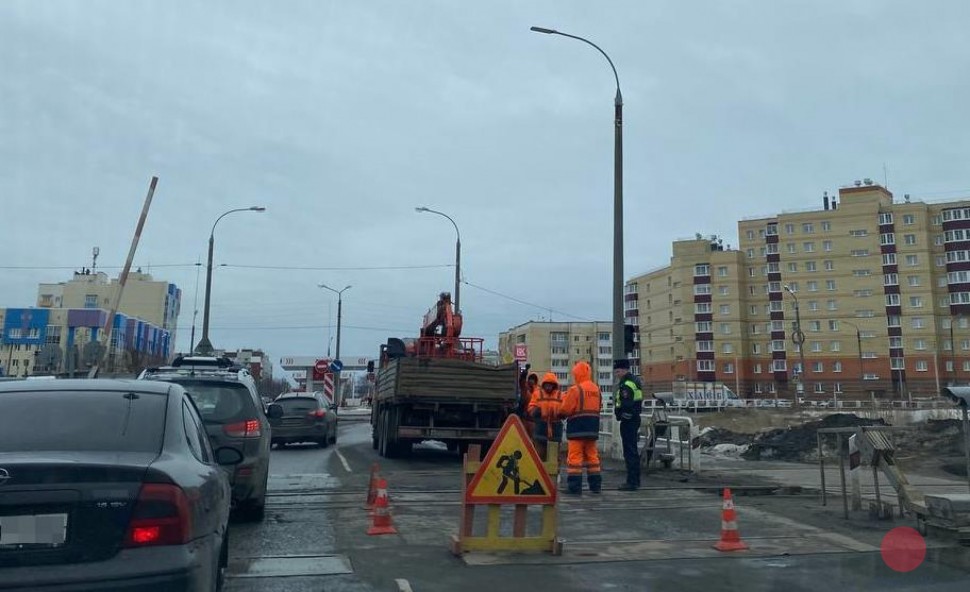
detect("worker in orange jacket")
(528, 372), (563, 461)
(519, 370), (539, 439)
(558, 361), (601, 495)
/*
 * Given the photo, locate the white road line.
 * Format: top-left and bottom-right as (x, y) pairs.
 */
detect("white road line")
(335, 447), (353, 473)
(395, 578), (414, 592)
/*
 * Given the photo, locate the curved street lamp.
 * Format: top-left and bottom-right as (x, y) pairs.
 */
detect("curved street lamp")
(319, 283), (352, 403)
(415, 207), (461, 313)
(530, 25), (626, 365)
(783, 285), (807, 401)
(195, 206), (265, 354)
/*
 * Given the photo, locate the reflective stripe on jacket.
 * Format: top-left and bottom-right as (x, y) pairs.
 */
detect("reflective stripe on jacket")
(560, 362), (601, 441)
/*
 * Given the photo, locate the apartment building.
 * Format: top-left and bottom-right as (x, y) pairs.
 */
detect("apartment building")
(37, 270), (181, 338)
(498, 321), (616, 399)
(0, 306), (172, 377)
(628, 182), (970, 399)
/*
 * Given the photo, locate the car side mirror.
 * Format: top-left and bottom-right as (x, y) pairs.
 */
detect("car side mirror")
(329, 404), (338, 411)
(214, 447), (244, 466)
(267, 404), (284, 419)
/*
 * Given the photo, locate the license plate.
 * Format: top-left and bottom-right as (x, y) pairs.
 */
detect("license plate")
(0, 514), (68, 547)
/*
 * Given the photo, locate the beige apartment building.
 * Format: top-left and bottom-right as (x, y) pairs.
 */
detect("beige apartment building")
(498, 321), (616, 399)
(627, 182), (970, 400)
(37, 270), (181, 336)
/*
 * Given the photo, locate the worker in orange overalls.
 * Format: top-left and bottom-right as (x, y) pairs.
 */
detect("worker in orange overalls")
(519, 369), (539, 439)
(558, 361), (602, 495)
(528, 372), (563, 462)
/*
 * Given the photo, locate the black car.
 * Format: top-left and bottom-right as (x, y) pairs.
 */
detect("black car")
(139, 356), (280, 521)
(269, 392), (338, 448)
(0, 379), (242, 591)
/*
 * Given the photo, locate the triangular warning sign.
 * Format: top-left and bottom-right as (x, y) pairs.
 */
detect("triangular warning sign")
(466, 415), (556, 505)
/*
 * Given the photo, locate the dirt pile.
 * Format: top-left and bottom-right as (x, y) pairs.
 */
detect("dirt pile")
(893, 419), (965, 457)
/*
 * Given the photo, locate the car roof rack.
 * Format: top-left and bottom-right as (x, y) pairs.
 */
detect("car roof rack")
(171, 355), (236, 369)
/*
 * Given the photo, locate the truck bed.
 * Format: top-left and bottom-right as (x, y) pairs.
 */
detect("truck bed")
(375, 357), (518, 403)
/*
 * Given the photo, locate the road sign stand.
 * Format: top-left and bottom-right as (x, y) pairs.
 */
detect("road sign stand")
(450, 416), (562, 556)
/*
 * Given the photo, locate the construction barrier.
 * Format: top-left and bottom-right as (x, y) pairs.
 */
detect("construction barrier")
(450, 416), (562, 555)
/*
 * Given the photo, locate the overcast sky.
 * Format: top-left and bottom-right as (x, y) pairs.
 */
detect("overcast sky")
(3, 0), (969, 370)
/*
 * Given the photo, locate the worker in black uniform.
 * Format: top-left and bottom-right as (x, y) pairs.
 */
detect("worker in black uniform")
(613, 359), (644, 491)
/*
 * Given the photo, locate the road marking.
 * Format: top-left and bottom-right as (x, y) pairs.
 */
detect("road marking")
(335, 447), (353, 473)
(395, 578), (414, 592)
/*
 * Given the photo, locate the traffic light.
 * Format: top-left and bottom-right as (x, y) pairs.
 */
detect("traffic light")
(623, 325), (638, 354)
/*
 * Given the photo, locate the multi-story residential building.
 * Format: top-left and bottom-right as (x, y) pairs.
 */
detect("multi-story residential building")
(0, 307), (172, 377)
(37, 269), (181, 340)
(224, 348), (272, 382)
(628, 182), (970, 400)
(498, 321), (615, 401)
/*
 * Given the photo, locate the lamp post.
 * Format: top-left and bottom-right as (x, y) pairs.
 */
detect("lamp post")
(530, 25), (626, 368)
(196, 206), (265, 354)
(842, 320), (865, 407)
(319, 283), (351, 403)
(415, 207), (461, 313)
(783, 285), (807, 402)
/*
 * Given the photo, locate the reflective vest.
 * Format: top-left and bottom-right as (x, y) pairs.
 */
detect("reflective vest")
(564, 385), (601, 440)
(614, 377), (643, 418)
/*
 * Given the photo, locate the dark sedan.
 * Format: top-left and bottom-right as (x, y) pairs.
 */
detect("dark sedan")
(269, 393), (338, 448)
(0, 379), (241, 591)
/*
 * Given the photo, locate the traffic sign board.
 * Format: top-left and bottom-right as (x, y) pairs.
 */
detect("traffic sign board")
(513, 344), (528, 362)
(466, 415), (555, 505)
(314, 359), (330, 372)
(329, 359), (344, 373)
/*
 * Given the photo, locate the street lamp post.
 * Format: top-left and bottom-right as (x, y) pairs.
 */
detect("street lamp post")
(415, 207), (461, 313)
(196, 206), (265, 354)
(530, 25), (626, 367)
(784, 285), (807, 402)
(319, 283), (352, 403)
(842, 320), (865, 406)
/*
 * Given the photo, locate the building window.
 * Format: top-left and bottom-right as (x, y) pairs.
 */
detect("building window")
(826, 280), (837, 291)
(884, 273), (899, 286)
(914, 339), (927, 351)
(889, 336), (903, 349)
(910, 296), (923, 308)
(814, 383), (825, 393)
(850, 229), (869, 237)
(719, 304), (731, 315)
(772, 360), (787, 372)
(785, 281), (797, 292)
(880, 233), (896, 245)
(811, 341), (823, 352)
(697, 360), (715, 372)
(720, 323), (731, 335)
(886, 293), (900, 306)
(808, 300), (819, 312)
(803, 242), (815, 253)
(747, 248), (754, 259)
(784, 223), (795, 234)
(824, 260), (834, 271)
(722, 343), (733, 354)
(84, 294), (97, 308)
(879, 212), (894, 224)
(695, 302), (712, 314)
(891, 357), (905, 370)
(717, 266), (728, 277)
(911, 317), (925, 329)
(697, 341), (714, 352)
(852, 269), (872, 277)
(696, 321), (712, 332)
(935, 235), (945, 246)
(694, 264), (710, 276)
(907, 275), (921, 287)
(932, 215), (943, 225)
(822, 221), (832, 231)
(833, 361), (843, 373)
(749, 305), (758, 315)
(823, 240), (833, 252)
(694, 284), (712, 295)
(769, 301), (784, 312)
(904, 234), (917, 245)
(809, 320), (822, 332)
(888, 315), (901, 328)
(788, 262), (798, 273)
(787, 243), (797, 254)
(805, 261), (817, 272)
(803, 223), (815, 234)
(771, 340), (785, 352)
(905, 254), (918, 267)
(718, 286), (729, 296)
(902, 214), (915, 225)
(746, 230), (755, 240)
(752, 343), (762, 354)
(915, 360), (929, 372)
(813, 361), (824, 373)
(827, 320), (839, 331)
(723, 362), (734, 374)
(882, 253), (897, 266)
(851, 249), (870, 257)
(807, 281), (819, 292)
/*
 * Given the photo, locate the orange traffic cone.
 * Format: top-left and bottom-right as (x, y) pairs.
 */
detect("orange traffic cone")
(367, 478), (398, 536)
(364, 463), (380, 510)
(713, 488), (748, 552)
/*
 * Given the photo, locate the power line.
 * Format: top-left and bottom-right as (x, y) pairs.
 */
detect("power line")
(209, 323), (413, 333)
(221, 263), (453, 271)
(0, 263), (198, 270)
(461, 279), (595, 322)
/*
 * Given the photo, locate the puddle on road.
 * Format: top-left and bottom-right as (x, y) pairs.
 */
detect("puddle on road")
(230, 554), (353, 578)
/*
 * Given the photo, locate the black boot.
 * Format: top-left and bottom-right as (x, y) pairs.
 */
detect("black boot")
(565, 475), (582, 495)
(587, 473), (602, 494)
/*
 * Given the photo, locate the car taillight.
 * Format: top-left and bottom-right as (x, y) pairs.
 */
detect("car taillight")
(223, 419), (261, 438)
(124, 483), (191, 548)
(308, 409), (326, 419)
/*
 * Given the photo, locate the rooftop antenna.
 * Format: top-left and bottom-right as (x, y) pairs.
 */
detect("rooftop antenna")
(883, 163), (889, 188)
(91, 246), (100, 273)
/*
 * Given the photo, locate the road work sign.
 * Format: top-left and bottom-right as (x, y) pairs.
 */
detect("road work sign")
(466, 415), (555, 505)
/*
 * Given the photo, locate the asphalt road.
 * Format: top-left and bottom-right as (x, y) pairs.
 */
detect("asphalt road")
(223, 413), (970, 592)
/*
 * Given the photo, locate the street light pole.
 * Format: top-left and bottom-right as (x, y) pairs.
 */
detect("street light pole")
(415, 207), (461, 313)
(530, 25), (626, 368)
(196, 206), (265, 354)
(320, 283), (352, 403)
(843, 320), (865, 405)
(784, 285), (807, 403)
